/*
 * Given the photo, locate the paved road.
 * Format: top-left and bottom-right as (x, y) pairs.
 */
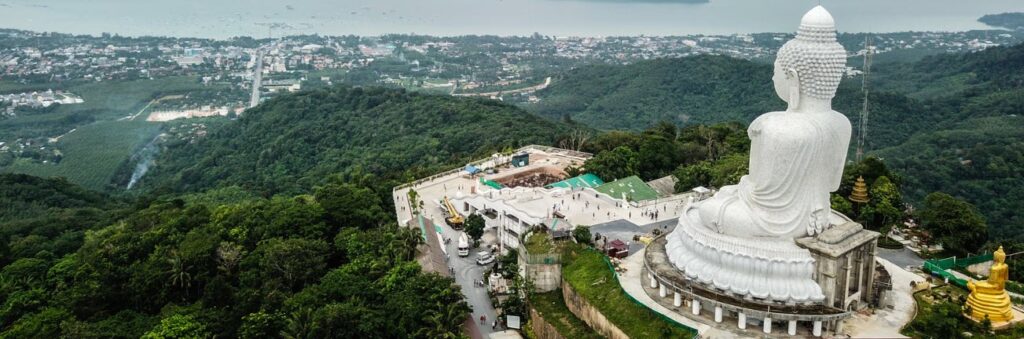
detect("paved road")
(590, 218), (676, 255)
(877, 247), (925, 269)
(435, 219), (500, 337)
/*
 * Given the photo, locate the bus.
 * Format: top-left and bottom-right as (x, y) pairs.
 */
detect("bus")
(457, 232), (470, 257)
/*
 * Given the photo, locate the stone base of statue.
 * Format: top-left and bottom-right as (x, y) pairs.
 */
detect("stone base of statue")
(664, 201), (879, 304)
(963, 307), (1024, 331)
(665, 205), (833, 304)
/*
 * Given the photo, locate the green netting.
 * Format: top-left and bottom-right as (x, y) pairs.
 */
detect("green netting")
(924, 261), (967, 287)
(479, 177), (503, 189)
(923, 253), (993, 289)
(547, 173), (606, 189)
(927, 253), (993, 270)
(417, 214), (428, 241)
(955, 254), (994, 268)
(594, 176), (660, 202)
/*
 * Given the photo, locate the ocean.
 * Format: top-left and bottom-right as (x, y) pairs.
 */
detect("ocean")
(0, 0), (1021, 39)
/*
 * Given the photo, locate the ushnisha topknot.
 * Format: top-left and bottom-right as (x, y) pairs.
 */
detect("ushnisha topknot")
(775, 5), (847, 100)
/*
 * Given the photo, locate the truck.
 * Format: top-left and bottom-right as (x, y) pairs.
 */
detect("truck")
(443, 196), (465, 229)
(457, 232), (470, 257)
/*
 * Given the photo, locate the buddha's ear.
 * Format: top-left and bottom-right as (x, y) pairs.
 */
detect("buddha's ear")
(787, 68), (800, 110)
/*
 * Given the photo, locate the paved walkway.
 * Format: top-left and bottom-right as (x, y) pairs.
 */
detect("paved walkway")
(876, 247), (925, 270)
(842, 258), (925, 338)
(591, 219), (676, 255)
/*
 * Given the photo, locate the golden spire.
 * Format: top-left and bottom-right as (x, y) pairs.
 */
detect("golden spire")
(849, 176), (870, 204)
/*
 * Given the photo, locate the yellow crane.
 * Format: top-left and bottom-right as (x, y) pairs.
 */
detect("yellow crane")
(443, 196), (464, 228)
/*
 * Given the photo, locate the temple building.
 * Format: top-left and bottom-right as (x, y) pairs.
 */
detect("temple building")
(642, 6), (886, 337)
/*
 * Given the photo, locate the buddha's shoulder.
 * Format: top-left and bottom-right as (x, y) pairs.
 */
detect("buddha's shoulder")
(753, 111), (851, 125)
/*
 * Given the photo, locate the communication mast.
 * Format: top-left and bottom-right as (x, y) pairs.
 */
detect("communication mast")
(855, 36), (873, 162)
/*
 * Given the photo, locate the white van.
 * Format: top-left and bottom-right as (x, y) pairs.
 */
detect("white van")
(457, 232), (470, 257)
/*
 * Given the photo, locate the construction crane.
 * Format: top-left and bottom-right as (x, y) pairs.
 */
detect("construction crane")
(855, 36), (873, 162)
(442, 196), (464, 229)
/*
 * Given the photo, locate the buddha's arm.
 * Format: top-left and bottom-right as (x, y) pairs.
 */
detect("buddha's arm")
(827, 113), (852, 192)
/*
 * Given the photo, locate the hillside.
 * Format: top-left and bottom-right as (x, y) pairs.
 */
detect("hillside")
(530, 55), (780, 130)
(529, 55), (930, 149)
(139, 86), (570, 196)
(532, 43), (1024, 238)
(875, 116), (1024, 240)
(0, 176), (468, 338)
(979, 12), (1024, 30)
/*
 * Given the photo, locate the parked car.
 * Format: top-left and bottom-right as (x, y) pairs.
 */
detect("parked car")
(476, 254), (495, 265)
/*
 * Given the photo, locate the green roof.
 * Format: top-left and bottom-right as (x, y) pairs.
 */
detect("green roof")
(547, 173), (605, 189)
(595, 176), (660, 201)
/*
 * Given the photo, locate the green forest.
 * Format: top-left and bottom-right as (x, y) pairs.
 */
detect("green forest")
(531, 42), (1024, 241)
(0, 86), (578, 338)
(2, 35), (1024, 338)
(0, 174), (468, 338)
(139, 86), (569, 196)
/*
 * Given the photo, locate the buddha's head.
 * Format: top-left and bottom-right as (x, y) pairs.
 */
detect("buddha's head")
(773, 6), (847, 110)
(996, 246), (1006, 264)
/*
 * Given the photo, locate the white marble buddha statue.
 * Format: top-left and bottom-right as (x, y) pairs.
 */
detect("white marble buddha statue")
(697, 5), (850, 239)
(665, 5), (851, 304)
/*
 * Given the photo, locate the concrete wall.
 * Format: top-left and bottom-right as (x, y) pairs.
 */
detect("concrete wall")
(530, 308), (567, 339)
(526, 261), (562, 293)
(518, 241), (561, 293)
(561, 280), (629, 339)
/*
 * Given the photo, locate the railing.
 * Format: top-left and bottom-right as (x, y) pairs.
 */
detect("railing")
(392, 145), (592, 192)
(642, 235), (851, 322)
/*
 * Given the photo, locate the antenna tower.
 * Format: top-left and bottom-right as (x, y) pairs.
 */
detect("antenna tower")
(855, 36), (873, 162)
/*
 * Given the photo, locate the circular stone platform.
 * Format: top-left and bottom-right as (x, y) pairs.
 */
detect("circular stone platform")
(643, 234), (851, 337)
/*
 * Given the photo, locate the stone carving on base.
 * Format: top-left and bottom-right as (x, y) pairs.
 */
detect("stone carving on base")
(666, 5), (851, 304)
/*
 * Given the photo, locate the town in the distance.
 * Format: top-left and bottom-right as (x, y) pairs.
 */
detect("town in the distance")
(2, 4), (1024, 339)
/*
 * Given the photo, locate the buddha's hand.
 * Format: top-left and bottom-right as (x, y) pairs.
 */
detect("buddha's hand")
(808, 207), (828, 235)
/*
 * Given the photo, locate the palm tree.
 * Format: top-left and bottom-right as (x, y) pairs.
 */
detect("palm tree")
(281, 308), (315, 339)
(165, 250), (193, 298)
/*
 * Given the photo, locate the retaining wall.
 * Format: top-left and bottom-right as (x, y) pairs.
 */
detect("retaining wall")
(529, 308), (567, 339)
(561, 280), (630, 339)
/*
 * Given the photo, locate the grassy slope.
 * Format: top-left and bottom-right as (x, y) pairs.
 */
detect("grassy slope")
(529, 291), (602, 339)
(2, 120), (160, 191)
(561, 245), (694, 338)
(0, 77), (230, 190)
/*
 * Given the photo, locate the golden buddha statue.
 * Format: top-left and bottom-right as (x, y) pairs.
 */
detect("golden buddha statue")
(965, 246), (1014, 322)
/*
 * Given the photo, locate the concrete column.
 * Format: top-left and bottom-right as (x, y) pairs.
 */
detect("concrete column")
(649, 273), (658, 288)
(714, 306), (723, 323)
(673, 291), (682, 307)
(788, 320), (797, 335)
(738, 312), (746, 329)
(691, 300), (701, 315)
(659, 284), (667, 298)
(813, 320), (822, 337)
(763, 317), (772, 334)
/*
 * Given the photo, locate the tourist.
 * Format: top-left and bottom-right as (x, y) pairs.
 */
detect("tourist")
(480, 315), (486, 324)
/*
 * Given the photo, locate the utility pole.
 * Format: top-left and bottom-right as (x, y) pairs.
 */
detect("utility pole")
(855, 36), (873, 162)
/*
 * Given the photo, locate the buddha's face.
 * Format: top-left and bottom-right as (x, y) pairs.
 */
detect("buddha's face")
(772, 61), (796, 104)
